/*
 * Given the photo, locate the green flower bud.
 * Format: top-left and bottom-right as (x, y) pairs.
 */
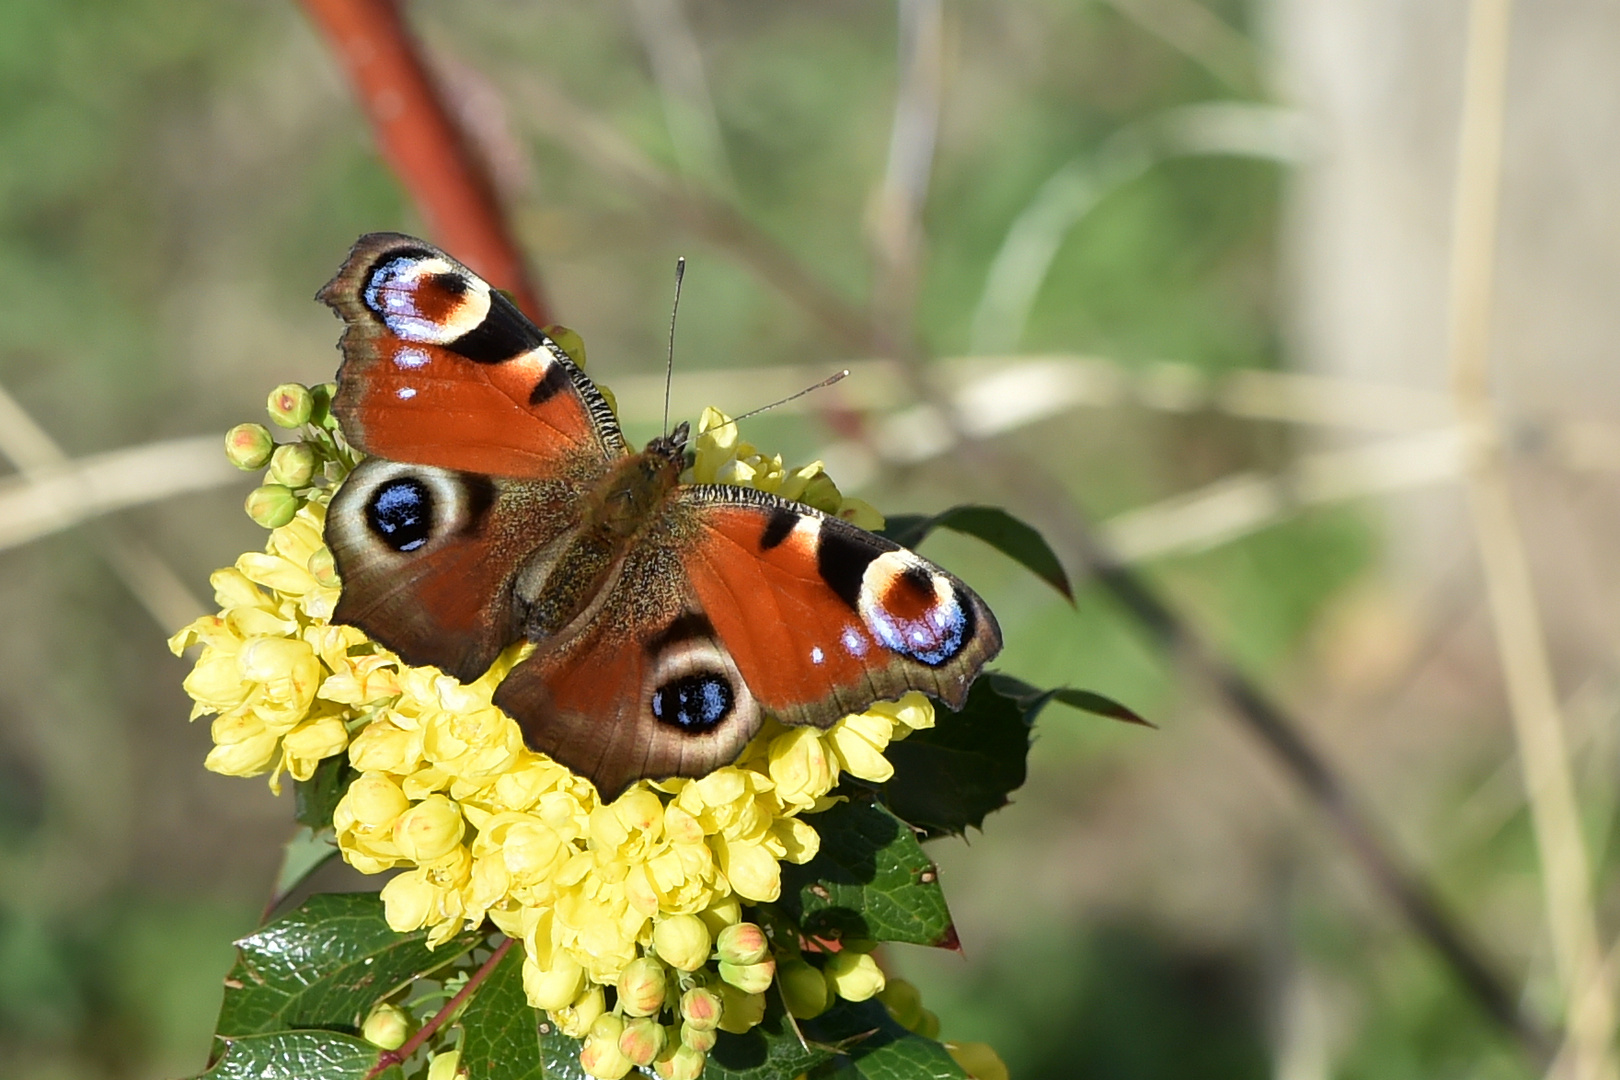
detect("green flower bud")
(267, 383), (314, 428)
(718, 957), (775, 995)
(679, 986), (721, 1031)
(309, 381), (337, 427)
(652, 914), (712, 972)
(914, 1008), (940, 1040)
(580, 1014), (632, 1079)
(244, 484), (299, 529)
(617, 1016), (665, 1066)
(616, 956), (668, 1017)
(825, 951), (885, 1002)
(224, 423), (274, 471)
(778, 958), (829, 1019)
(543, 324), (587, 369)
(679, 1022), (716, 1053)
(946, 1041), (1009, 1080)
(268, 442), (318, 488)
(715, 983), (765, 1034)
(425, 1049), (464, 1080)
(308, 546), (340, 588)
(653, 1044), (706, 1080)
(878, 977), (924, 1031)
(715, 922), (768, 966)
(360, 1001), (412, 1050)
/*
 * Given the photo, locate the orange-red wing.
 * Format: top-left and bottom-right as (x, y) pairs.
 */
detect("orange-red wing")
(678, 488), (1002, 729)
(319, 233), (625, 478)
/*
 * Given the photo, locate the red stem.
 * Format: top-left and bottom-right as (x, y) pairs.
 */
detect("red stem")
(298, 0), (548, 322)
(366, 935), (515, 1079)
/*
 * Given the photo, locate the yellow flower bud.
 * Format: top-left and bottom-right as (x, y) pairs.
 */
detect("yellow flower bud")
(308, 545), (340, 587)
(778, 958), (830, 1019)
(946, 1041), (1009, 1080)
(767, 726), (835, 809)
(679, 1022), (716, 1052)
(652, 915), (711, 972)
(340, 773), (410, 829)
(617, 1016), (666, 1066)
(269, 442), (318, 488)
(281, 715), (347, 772)
(652, 1044), (706, 1080)
(580, 1015), (633, 1080)
(715, 922), (768, 965)
(679, 986), (721, 1031)
(522, 951), (584, 1011)
(245, 484), (299, 529)
(379, 869), (434, 932)
(361, 1002), (412, 1050)
(825, 950), (885, 1002)
(425, 1049), (464, 1080)
(392, 795), (464, 862)
(616, 956), (668, 1017)
(718, 958), (775, 995)
(267, 382), (314, 428)
(715, 983), (765, 1034)
(877, 977), (925, 1031)
(552, 985), (605, 1039)
(224, 423), (274, 470)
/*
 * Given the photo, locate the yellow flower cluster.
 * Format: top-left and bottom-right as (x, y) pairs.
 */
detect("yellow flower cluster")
(171, 393), (940, 1079)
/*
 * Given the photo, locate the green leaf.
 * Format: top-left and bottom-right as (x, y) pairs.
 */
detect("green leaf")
(194, 1029), (398, 1080)
(295, 755), (356, 829)
(879, 505), (1072, 601)
(780, 800), (954, 948)
(458, 944), (544, 1080)
(706, 1003), (839, 1079)
(881, 676), (1032, 839)
(989, 672), (1152, 727)
(537, 1024), (591, 1080)
(270, 826), (340, 909)
(217, 893), (480, 1038)
(802, 1000), (969, 1080)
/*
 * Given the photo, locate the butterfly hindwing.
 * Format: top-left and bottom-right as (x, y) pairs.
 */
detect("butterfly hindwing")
(318, 232), (626, 478)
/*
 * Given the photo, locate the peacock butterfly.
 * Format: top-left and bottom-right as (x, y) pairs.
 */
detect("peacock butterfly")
(318, 233), (1002, 799)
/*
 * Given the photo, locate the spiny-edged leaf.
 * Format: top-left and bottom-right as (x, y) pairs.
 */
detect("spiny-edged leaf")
(801, 1000), (969, 1080)
(194, 1029), (399, 1080)
(780, 800), (953, 947)
(270, 826), (340, 909)
(535, 1022), (590, 1080)
(879, 505), (1072, 601)
(881, 676), (1032, 839)
(295, 755), (357, 829)
(458, 943), (543, 1080)
(217, 892), (480, 1038)
(989, 672), (1151, 727)
(706, 1000), (839, 1079)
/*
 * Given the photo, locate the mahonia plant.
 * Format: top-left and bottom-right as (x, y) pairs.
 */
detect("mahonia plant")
(173, 341), (1139, 1080)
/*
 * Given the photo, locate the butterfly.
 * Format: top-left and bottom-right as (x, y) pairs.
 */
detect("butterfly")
(317, 233), (1002, 800)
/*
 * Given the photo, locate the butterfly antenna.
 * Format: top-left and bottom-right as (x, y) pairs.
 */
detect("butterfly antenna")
(662, 256), (686, 436)
(710, 369), (851, 432)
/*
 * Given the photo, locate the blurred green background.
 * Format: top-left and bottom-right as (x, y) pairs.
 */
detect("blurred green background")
(4, 0), (1615, 1077)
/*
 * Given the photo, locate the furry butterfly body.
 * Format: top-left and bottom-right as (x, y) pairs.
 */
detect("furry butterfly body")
(319, 233), (1002, 798)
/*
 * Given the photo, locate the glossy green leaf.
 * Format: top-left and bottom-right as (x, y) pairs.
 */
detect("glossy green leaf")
(781, 800), (953, 947)
(706, 1004), (839, 1079)
(990, 672), (1152, 727)
(802, 1001), (968, 1080)
(880, 505), (1072, 601)
(537, 1024), (591, 1080)
(457, 944), (544, 1080)
(195, 1030), (397, 1080)
(216, 892), (479, 1038)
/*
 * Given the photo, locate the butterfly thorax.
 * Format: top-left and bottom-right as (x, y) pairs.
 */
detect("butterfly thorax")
(517, 426), (688, 641)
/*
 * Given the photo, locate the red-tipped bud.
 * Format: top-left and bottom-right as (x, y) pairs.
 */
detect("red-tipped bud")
(266, 383), (313, 428)
(679, 986), (722, 1031)
(224, 423), (274, 471)
(715, 922), (769, 965)
(616, 956), (668, 1017)
(617, 1016), (666, 1066)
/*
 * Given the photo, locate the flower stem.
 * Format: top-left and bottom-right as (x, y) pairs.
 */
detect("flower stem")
(366, 935), (515, 1079)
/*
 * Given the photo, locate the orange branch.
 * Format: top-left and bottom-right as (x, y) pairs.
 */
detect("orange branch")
(299, 0), (548, 322)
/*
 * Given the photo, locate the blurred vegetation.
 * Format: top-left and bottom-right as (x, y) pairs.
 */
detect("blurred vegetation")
(0, 1), (1574, 1079)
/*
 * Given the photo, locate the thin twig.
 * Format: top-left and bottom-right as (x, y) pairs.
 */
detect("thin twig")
(366, 936), (515, 1079)
(1442, 1), (1614, 1077)
(298, 0), (547, 321)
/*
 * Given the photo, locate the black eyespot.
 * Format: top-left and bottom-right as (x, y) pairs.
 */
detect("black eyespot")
(366, 477), (435, 552)
(650, 674), (734, 733)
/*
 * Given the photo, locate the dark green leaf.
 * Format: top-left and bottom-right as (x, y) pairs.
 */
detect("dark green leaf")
(194, 1030), (397, 1080)
(295, 755), (357, 829)
(217, 893), (479, 1038)
(537, 1023), (590, 1080)
(802, 1000), (968, 1080)
(458, 944), (544, 1080)
(882, 677), (1032, 839)
(879, 505), (1072, 601)
(270, 826), (340, 909)
(781, 800), (953, 947)
(706, 1002), (838, 1079)
(989, 672), (1152, 727)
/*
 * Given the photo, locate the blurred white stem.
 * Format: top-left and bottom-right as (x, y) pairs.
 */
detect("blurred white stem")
(626, 0), (735, 195)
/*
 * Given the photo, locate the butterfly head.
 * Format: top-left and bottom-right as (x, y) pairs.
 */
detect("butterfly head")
(643, 420), (690, 465)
